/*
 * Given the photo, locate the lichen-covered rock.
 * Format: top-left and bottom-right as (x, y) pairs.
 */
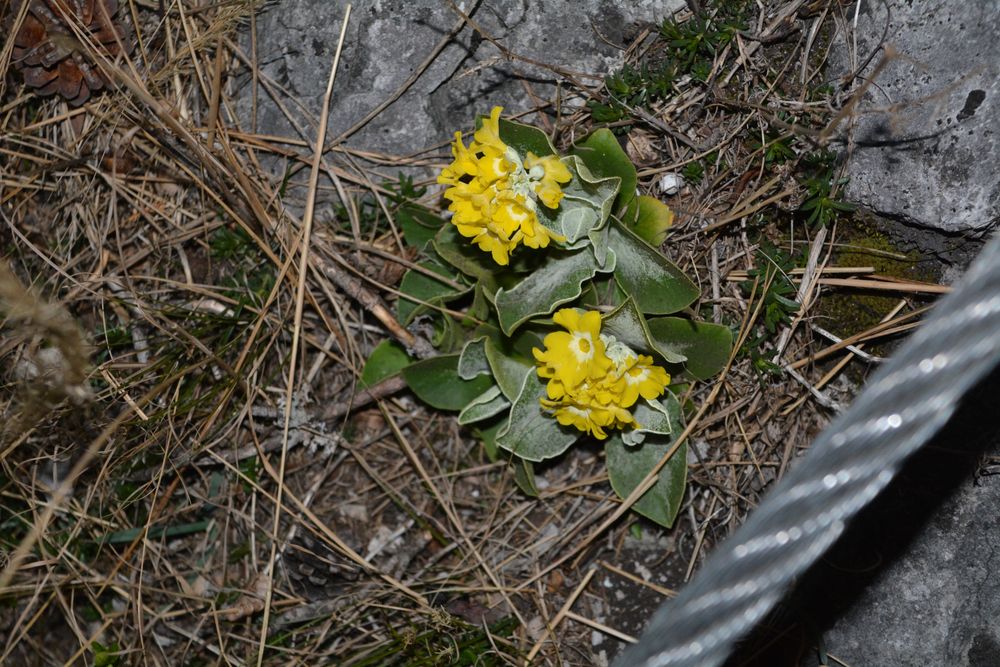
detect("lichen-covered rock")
(236, 0), (683, 165)
(829, 1), (1000, 232)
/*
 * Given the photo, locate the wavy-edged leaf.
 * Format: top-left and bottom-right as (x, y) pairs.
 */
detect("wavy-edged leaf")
(608, 221), (698, 315)
(360, 340), (411, 388)
(495, 249), (612, 335)
(458, 337), (491, 380)
(546, 155), (620, 247)
(496, 371), (578, 462)
(646, 317), (733, 381)
(605, 393), (686, 528)
(484, 338), (534, 401)
(458, 385), (510, 425)
(402, 354), (494, 411)
(573, 128), (638, 212)
(602, 298), (686, 364)
(621, 398), (675, 446)
(497, 117), (556, 157)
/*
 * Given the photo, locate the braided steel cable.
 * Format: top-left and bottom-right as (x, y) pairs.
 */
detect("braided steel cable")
(616, 233), (1000, 667)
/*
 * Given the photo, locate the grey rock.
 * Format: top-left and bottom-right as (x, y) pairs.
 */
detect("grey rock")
(237, 0), (683, 178)
(829, 1), (1000, 232)
(811, 373), (1000, 667)
(822, 470), (1000, 665)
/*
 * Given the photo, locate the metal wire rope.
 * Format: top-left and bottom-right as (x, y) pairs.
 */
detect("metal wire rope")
(616, 233), (1000, 667)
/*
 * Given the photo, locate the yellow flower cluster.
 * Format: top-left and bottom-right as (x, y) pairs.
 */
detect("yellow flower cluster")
(437, 106), (571, 265)
(533, 309), (670, 440)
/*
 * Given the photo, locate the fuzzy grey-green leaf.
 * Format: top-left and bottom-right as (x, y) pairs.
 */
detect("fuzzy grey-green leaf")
(608, 221), (698, 315)
(494, 249), (612, 334)
(606, 434), (687, 528)
(622, 398), (675, 446)
(602, 298), (686, 364)
(458, 337), (491, 380)
(458, 385), (510, 425)
(496, 371), (578, 462)
(605, 393), (686, 528)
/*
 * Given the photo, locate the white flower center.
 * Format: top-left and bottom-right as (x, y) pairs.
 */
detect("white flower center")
(601, 334), (637, 372)
(503, 147), (544, 212)
(571, 332), (594, 364)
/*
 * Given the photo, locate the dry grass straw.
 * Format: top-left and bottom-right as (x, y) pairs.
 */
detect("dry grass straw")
(0, 0), (950, 664)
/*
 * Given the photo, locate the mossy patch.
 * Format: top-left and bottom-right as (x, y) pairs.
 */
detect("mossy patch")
(817, 216), (938, 352)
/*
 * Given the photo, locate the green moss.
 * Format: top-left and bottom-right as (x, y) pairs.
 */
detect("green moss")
(817, 218), (935, 346)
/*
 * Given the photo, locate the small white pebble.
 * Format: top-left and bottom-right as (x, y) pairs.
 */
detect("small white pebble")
(658, 172), (685, 196)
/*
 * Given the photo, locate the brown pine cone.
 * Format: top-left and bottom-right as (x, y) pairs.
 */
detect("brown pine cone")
(5, 0), (130, 106)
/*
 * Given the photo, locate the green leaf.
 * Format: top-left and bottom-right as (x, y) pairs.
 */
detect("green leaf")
(497, 117), (556, 157)
(458, 337), (491, 380)
(484, 338), (534, 401)
(458, 385), (510, 425)
(512, 457), (540, 497)
(398, 205), (445, 249)
(608, 220), (698, 315)
(360, 340), (412, 388)
(92, 641), (121, 667)
(602, 298), (686, 364)
(433, 223), (494, 283)
(469, 282), (492, 320)
(605, 394), (686, 528)
(475, 418), (505, 461)
(396, 260), (466, 325)
(580, 273), (627, 310)
(630, 195), (674, 246)
(402, 354), (495, 411)
(573, 128), (638, 211)
(102, 520), (211, 544)
(432, 223), (522, 300)
(547, 155), (621, 246)
(497, 371), (578, 462)
(622, 398), (675, 446)
(494, 249), (612, 335)
(646, 317), (733, 381)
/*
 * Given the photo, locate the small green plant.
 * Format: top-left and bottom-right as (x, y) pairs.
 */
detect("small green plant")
(739, 239), (800, 376)
(750, 122), (796, 166)
(798, 151), (855, 226)
(659, 12), (745, 79)
(681, 160), (705, 184)
(362, 108), (731, 528)
(588, 4), (749, 130)
(587, 62), (676, 125)
(742, 240), (800, 334)
(210, 225), (255, 260)
(91, 641), (121, 667)
(387, 172), (427, 204)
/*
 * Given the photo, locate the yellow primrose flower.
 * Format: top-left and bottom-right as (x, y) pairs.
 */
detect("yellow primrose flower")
(533, 308), (670, 440)
(533, 309), (610, 389)
(543, 397), (636, 440)
(602, 337), (671, 408)
(621, 356), (671, 406)
(438, 106), (571, 265)
(524, 152), (572, 209)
